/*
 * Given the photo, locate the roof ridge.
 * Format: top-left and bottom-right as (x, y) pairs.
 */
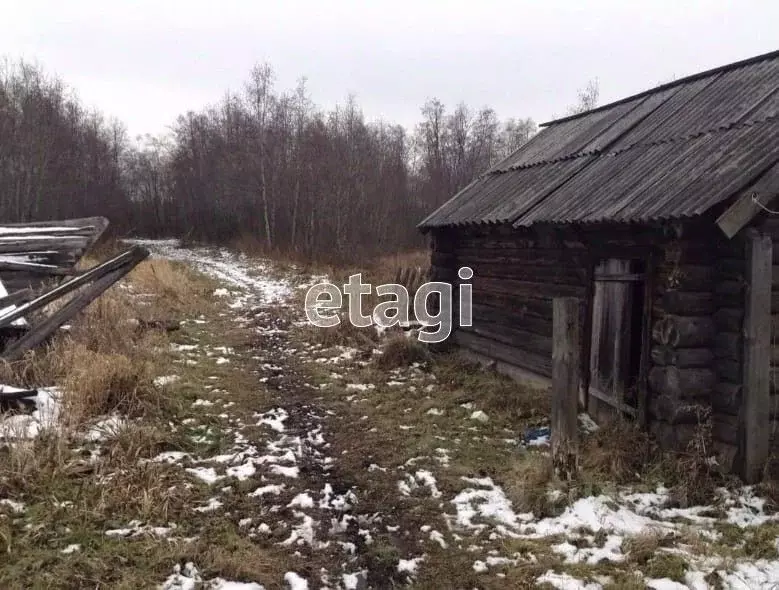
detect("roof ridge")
(489, 114), (779, 175)
(539, 48), (779, 127)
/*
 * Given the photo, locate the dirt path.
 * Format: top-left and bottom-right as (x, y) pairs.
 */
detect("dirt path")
(139, 241), (779, 590)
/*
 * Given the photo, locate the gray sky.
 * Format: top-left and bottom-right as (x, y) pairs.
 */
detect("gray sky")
(2, 0), (777, 138)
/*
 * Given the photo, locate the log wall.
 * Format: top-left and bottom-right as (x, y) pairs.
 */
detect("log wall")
(430, 220), (756, 473)
(647, 238), (717, 451)
(430, 225), (588, 378)
(709, 234), (747, 470)
(757, 218), (779, 477)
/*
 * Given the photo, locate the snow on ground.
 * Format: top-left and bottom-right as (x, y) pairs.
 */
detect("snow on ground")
(132, 240), (779, 589)
(0, 387), (61, 439)
(126, 239), (290, 305)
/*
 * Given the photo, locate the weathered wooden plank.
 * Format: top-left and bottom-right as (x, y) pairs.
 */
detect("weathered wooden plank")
(655, 264), (716, 290)
(662, 316), (715, 347)
(651, 346), (714, 368)
(716, 191), (766, 239)
(3, 248), (149, 361)
(460, 323), (553, 356)
(637, 253), (654, 428)
(717, 359), (742, 384)
(0, 247), (147, 331)
(714, 308), (743, 332)
(649, 394), (709, 424)
(714, 332), (742, 362)
(659, 291), (714, 315)
(454, 330), (552, 377)
(714, 413), (740, 446)
(552, 297), (580, 480)
(473, 276), (585, 300)
(711, 383), (742, 416)
(463, 263), (585, 285)
(0, 260), (75, 276)
(738, 231), (772, 483)
(0, 288), (34, 310)
(471, 304), (553, 338)
(648, 366), (716, 398)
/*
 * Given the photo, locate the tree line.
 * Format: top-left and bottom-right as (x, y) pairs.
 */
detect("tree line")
(0, 58), (596, 263)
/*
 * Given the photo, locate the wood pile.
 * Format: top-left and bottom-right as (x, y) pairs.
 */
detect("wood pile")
(0, 217), (149, 405)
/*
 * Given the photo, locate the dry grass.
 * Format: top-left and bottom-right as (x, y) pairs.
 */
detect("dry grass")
(373, 333), (430, 370)
(504, 453), (559, 516)
(0, 257), (210, 430)
(61, 344), (158, 423)
(581, 419), (659, 485)
(128, 258), (213, 314)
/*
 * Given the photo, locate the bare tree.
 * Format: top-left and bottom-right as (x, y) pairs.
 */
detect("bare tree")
(567, 78), (600, 115)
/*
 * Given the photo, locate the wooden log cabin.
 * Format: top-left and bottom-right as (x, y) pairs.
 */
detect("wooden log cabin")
(419, 50), (779, 482)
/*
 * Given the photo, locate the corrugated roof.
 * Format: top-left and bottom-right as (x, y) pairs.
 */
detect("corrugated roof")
(419, 50), (779, 230)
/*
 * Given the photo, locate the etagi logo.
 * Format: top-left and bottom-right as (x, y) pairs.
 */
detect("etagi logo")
(304, 267), (474, 344)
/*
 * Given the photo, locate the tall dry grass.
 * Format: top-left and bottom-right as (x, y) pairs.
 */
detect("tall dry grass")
(0, 258), (212, 430)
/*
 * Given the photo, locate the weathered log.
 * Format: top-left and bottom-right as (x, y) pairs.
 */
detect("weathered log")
(719, 258), (745, 281)
(464, 263), (585, 285)
(472, 276), (585, 300)
(471, 304), (553, 338)
(717, 359), (742, 384)
(649, 394), (710, 424)
(741, 231), (772, 483)
(660, 291), (714, 315)
(712, 440), (737, 472)
(656, 264), (715, 290)
(648, 366), (716, 397)
(653, 316), (714, 347)
(650, 346), (713, 368)
(712, 414), (739, 446)
(650, 420), (699, 450)
(711, 383), (742, 415)
(714, 308), (743, 332)
(454, 330), (552, 377)
(714, 332), (742, 361)
(460, 323), (553, 356)
(666, 316), (715, 347)
(552, 297), (580, 480)
(429, 252), (456, 267)
(715, 280), (745, 297)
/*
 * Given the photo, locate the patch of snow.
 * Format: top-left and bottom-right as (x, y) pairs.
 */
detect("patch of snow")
(0, 387), (61, 439)
(61, 544), (81, 554)
(283, 572), (308, 590)
(397, 556), (425, 575)
(194, 497), (223, 512)
(0, 498), (25, 513)
(287, 493), (315, 509)
(84, 415), (126, 441)
(470, 410), (489, 423)
(186, 467), (224, 485)
(154, 375), (180, 387)
(536, 570), (603, 590)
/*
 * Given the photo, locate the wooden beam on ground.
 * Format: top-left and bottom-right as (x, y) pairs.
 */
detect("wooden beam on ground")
(0, 260), (75, 276)
(0, 387), (38, 402)
(3, 249), (148, 361)
(0, 246), (148, 331)
(0, 288), (34, 310)
(738, 230), (772, 483)
(552, 297), (581, 480)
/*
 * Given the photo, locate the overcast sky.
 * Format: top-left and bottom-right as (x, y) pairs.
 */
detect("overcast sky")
(2, 0), (777, 138)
